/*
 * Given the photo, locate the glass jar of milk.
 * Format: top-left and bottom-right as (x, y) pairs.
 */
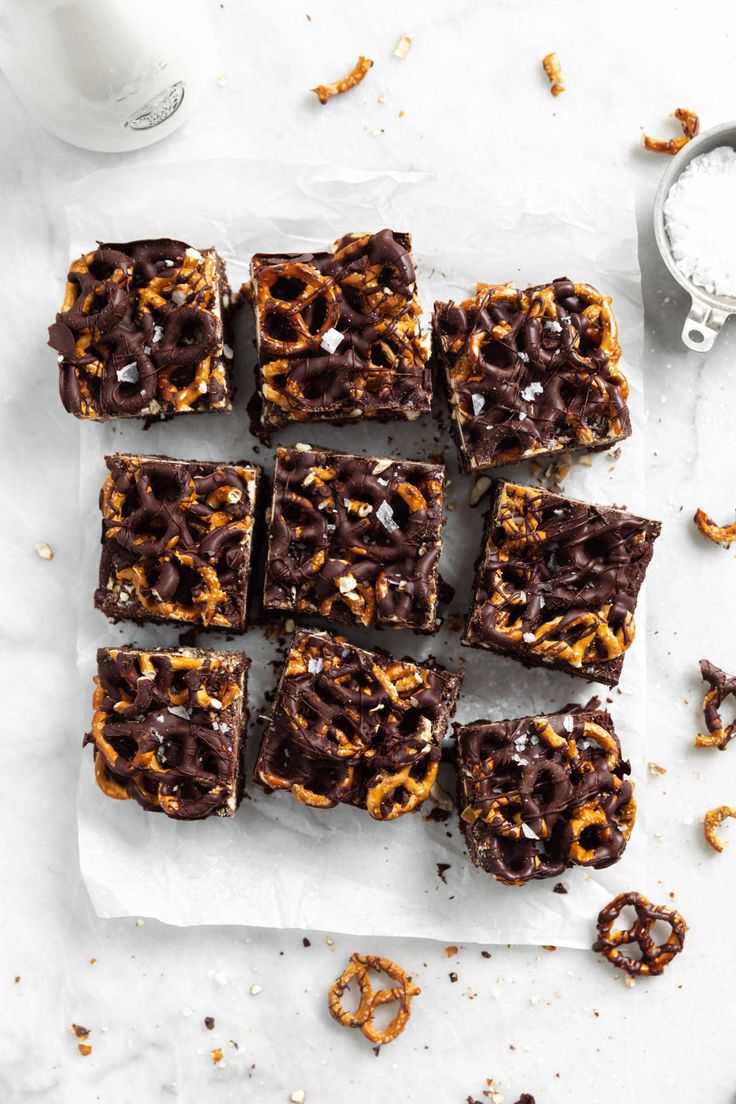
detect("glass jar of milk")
(0, 0), (215, 152)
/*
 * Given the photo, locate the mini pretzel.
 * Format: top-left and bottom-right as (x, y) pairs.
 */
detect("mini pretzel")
(643, 108), (700, 154)
(693, 507), (736, 546)
(365, 757), (439, 821)
(256, 263), (340, 356)
(542, 52), (564, 96)
(703, 805), (736, 853)
(592, 891), (687, 976)
(328, 953), (420, 1045)
(695, 659), (736, 750)
(312, 55), (374, 104)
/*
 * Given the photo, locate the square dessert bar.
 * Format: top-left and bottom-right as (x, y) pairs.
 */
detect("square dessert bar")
(464, 480), (660, 686)
(94, 453), (261, 632)
(264, 445), (445, 632)
(432, 278), (631, 471)
(250, 229), (431, 436)
(49, 238), (233, 420)
(455, 705), (636, 885)
(255, 629), (462, 819)
(85, 646), (249, 820)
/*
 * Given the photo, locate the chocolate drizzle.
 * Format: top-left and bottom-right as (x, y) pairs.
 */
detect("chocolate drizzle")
(49, 239), (230, 419)
(464, 480), (660, 686)
(255, 630), (462, 818)
(264, 446), (445, 632)
(85, 647), (248, 820)
(94, 454), (259, 631)
(251, 230), (430, 435)
(455, 708), (635, 885)
(433, 278), (631, 471)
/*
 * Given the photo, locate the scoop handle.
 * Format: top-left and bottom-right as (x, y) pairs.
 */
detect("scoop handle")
(682, 298), (729, 352)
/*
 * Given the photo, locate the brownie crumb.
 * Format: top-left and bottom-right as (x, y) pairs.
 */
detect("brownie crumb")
(204, 1017), (215, 1031)
(302, 937), (311, 947)
(553, 882), (568, 894)
(437, 862), (451, 883)
(449, 972), (458, 983)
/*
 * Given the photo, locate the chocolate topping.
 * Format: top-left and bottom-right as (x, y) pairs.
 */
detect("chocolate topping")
(464, 480), (660, 686)
(456, 708), (635, 885)
(50, 239), (231, 419)
(251, 230), (430, 435)
(264, 446), (445, 632)
(85, 646), (248, 820)
(255, 630), (462, 819)
(433, 279), (631, 471)
(94, 454), (259, 631)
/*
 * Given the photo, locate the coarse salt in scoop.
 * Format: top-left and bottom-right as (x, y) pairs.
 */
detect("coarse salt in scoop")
(664, 146), (736, 299)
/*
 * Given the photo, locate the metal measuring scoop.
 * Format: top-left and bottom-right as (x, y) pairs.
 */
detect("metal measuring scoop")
(653, 121), (736, 352)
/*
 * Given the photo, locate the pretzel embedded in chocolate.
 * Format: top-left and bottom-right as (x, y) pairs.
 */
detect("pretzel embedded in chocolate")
(455, 707), (635, 885)
(264, 445), (446, 632)
(84, 646), (248, 819)
(432, 279), (630, 472)
(643, 108), (700, 154)
(463, 480), (660, 687)
(593, 892), (687, 976)
(254, 629), (462, 819)
(49, 239), (232, 420)
(328, 953), (420, 1045)
(94, 454), (260, 632)
(695, 659), (736, 750)
(250, 231), (431, 436)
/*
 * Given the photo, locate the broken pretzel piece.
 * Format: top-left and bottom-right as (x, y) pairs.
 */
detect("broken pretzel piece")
(328, 953), (420, 1045)
(695, 659), (736, 750)
(704, 805), (736, 853)
(542, 52), (564, 96)
(312, 55), (374, 105)
(643, 108), (700, 154)
(693, 507), (736, 546)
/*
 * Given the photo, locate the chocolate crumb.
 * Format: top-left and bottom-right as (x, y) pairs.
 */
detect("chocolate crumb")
(71, 1024), (89, 1039)
(437, 862), (451, 884)
(204, 1017), (215, 1030)
(449, 971), (458, 982)
(302, 937), (311, 947)
(553, 882), (568, 894)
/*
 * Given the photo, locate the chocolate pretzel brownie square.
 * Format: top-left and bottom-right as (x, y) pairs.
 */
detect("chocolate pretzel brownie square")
(255, 629), (462, 819)
(263, 444), (445, 633)
(463, 480), (660, 686)
(85, 646), (249, 819)
(94, 453), (260, 632)
(432, 278), (631, 472)
(250, 229), (431, 437)
(455, 705), (635, 885)
(50, 239), (234, 420)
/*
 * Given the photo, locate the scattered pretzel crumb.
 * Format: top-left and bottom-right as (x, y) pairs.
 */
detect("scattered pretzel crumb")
(643, 108), (700, 154)
(704, 805), (736, 852)
(542, 52), (564, 96)
(210, 1047), (224, 1065)
(693, 507), (736, 545)
(393, 33), (413, 60)
(290, 1092), (306, 1104)
(469, 475), (492, 507)
(78, 1043), (92, 1057)
(71, 1024), (89, 1039)
(445, 945), (458, 957)
(312, 56), (373, 105)
(647, 761), (667, 777)
(35, 541), (54, 560)
(328, 953), (420, 1045)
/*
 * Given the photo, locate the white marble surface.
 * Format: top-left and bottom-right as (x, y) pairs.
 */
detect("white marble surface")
(3, 1), (736, 1101)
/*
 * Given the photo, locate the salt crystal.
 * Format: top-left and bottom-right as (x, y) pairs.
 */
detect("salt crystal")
(664, 146), (736, 298)
(376, 499), (399, 533)
(152, 325), (164, 343)
(471, 392), (485, 415)
(562, 714), (574, 733)
(521, 823), (539, 840)
(522, 632), (536, 643)
(116, 362), (139, 384)
(320, 327), (344, 354)
(168, 705), (190, 720)
(172, 289), (187, 306)
(307, 657), (324, 674)
(521, 381), (544, 403)
(544, 319), (562, 333)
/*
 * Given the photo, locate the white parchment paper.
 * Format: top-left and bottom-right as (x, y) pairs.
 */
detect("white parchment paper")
(73, 159), (648, 947)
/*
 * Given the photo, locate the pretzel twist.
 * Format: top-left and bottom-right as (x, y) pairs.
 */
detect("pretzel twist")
(328, 954), (420, 1045)
(593, 892), (687, 976)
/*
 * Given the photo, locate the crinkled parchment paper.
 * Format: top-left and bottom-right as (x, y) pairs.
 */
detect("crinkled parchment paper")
(73, 159), (648, 947)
